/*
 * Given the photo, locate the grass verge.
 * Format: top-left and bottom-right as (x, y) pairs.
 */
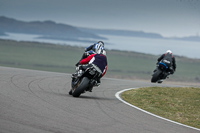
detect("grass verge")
(121, 87), (200, 129)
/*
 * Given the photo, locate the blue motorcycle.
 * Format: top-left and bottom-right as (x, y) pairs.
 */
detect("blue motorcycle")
(151, 59), (172, 83)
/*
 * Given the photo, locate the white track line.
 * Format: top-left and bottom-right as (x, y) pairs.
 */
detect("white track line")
(115, 88), (200, 131)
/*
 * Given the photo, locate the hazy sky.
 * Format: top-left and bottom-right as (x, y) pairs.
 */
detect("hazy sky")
(1, 0), (200, 37)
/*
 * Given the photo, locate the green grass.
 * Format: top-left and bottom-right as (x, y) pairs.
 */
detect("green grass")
(0, 39), (80, 73)
(0, 39), (200, 83)
(121, 87), (200, 129)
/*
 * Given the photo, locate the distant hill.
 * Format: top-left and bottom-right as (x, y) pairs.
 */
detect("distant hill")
(79, 28), (164, 39)
(0, 16), (106, 42)
(170, 36), (200, 42)
(0, 16), (200, 42)
(79, 28), (200, 42)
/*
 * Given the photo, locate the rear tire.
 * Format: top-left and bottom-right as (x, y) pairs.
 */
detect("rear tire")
(72, 77), (90, 97)
(151, 70), (162, 83)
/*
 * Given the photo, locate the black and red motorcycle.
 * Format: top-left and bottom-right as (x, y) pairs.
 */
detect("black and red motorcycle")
(69, 64), (102, 97)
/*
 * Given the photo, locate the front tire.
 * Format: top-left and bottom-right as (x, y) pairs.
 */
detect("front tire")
(72, 77), (90, 97)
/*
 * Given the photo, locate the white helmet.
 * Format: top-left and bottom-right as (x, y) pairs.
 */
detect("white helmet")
(166, 50), (172, 54)
(98, 41), (104, 47)
(94, 43), (103, 52)
(97, 48), (106, 55)
(102, 49), (106, 55)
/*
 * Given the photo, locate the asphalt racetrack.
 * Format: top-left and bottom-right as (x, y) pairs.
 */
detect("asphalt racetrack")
(0, 67), (199, 133)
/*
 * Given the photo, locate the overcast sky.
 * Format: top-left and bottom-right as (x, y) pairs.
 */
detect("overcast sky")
(1, 0), (200, 37)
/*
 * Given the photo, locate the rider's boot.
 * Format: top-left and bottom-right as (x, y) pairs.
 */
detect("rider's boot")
(94, 78), (101, 87)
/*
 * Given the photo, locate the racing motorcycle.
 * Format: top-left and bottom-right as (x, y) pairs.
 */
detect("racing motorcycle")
(69, 64), (102, 97)
(151, 59), (172, 83)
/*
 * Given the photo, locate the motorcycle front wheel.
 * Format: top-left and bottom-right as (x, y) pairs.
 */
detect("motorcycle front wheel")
(72, 77), (90, 97)
(151, 69), (162, 83)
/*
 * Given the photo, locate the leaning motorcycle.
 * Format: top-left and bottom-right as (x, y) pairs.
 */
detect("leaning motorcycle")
(151, 59), (172, 83)
(69, 65), (102, 97)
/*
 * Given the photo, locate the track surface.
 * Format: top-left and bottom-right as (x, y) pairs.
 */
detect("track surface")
(0, 67), (199, 133)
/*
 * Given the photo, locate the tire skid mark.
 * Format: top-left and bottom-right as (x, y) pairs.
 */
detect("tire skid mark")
(27, 76), (82, 117)
(24, 76), (86, 132)
(10, 74), (33, 94)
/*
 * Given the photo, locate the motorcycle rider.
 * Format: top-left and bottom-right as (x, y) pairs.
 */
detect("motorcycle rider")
(73, 48), (107, 87)
(156, 50), (176, 83)
(75, 41), (105, 66)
